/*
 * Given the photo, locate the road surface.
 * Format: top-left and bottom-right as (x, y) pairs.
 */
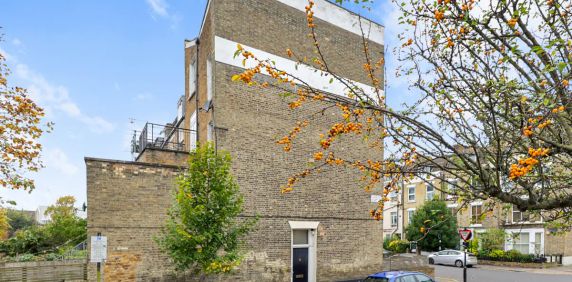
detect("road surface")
(435, 265), (572, 282)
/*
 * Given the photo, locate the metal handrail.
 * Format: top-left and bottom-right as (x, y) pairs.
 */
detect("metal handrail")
(132, 122), (196, 154)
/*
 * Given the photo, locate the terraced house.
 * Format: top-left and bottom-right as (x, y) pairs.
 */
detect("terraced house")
(86, 0), (385, 281)
(382, 168), (572, 265)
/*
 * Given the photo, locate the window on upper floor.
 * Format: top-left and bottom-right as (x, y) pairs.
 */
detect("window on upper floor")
(207, 121), (214, 142)
(189, 60), (197, 97)
(426, 184), (435, 200)
(471, 204), (483, 224)
(512, 205), (540, 223)
(446, 180), (458, 199)
(190, 111), (197, 151)
(206, 57), (213, 103)
(407, 209), (415, 225)
(389, 191), (398, 202)
(408, 186), (416, 202)
(390, 212), (398, 226)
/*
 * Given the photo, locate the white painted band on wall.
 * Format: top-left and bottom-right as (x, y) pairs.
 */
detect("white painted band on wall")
(214, 36), (383, 99)
(276, 0), (384, 46)
(289, 221), (320, 230)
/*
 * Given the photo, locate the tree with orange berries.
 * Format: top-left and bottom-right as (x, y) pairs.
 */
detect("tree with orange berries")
(1, 36), (51, 191)
(233, 0), (572, 227)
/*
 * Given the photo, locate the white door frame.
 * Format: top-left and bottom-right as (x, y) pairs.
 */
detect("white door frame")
(289, 221), (319, 282)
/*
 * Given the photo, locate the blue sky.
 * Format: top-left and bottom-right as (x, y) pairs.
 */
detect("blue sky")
(0, 0), (405, 210)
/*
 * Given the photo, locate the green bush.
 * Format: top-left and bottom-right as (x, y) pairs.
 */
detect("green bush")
(383, 235), (400, 250)
(479, 228), (506, 251)
(0, 196), (86, 257)
(388, 239), (409, 253)
(467, 238), (479, 254)
(477, 249), (537, 263)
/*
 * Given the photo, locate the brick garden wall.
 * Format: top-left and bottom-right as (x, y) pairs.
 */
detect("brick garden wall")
(85, 158), (185, 281)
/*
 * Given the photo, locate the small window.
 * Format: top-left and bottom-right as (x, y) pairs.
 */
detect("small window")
(512, 205), (539, 223)
(293, 229), (308, 245)
(390, 212), (398, 227)
(189, 61), (197, 97)
(388, 191), (398, 202)
(512, 205), (528, 222)
(446, 180), (457, 199)
(408, 186), (416, 202)
(207, 121), (214, 142)
(190, 111), (197, 151)
(426, 184), (435, 200)
(206, 57), (213, 102)
(407, 210), (415, 225)
(471, 204), (483, 224)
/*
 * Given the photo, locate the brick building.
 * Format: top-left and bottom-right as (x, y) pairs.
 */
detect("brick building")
(382, 171), (572, 265)
(86, 0), (385, 281)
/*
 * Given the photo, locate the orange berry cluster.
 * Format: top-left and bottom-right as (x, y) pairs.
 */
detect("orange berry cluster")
(276, 120), (309, 152)
(552, 106), (565, 113)
(305, 0), (315, 28)
(509, 148), (550, 180)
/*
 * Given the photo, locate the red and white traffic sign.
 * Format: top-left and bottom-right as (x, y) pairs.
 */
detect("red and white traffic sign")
(459, 228), (472, 241)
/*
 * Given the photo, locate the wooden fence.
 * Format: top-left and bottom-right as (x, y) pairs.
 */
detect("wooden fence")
(0, 259), (87, 282)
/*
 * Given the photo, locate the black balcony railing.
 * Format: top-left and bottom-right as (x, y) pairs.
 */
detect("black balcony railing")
(131, 123), (196, 154)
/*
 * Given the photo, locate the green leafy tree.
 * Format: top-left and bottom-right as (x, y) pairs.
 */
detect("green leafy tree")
(157, 143), (256, 275)
(406, 200), (458, 252)
(0, 208), (9, 239)
(6, 209), (35, 238)
(0, 196), (86, 256)
(479, 228), (506, 252)
(43, 196), (86, 248)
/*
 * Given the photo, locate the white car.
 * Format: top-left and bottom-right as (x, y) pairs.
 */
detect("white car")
(427, 250), (477, 267)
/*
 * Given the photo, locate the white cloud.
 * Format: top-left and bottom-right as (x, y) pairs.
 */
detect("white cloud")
(145, 0), (183, 29)
(10, 62), (115, 134)
(11, 38), (22, 46)
(135, 92), (153, 101)
(44, 148), (79, 176)
(147, 0), (169, 17)
(80, 116), (115, 134)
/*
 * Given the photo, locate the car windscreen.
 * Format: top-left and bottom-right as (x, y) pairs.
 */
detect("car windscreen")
(363, 277), (390, 282)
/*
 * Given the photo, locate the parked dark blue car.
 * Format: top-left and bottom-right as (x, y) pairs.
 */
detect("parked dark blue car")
(363, 271), (436, 282)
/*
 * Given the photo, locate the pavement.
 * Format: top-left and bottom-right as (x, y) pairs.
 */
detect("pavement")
(435, 264), (572, 282)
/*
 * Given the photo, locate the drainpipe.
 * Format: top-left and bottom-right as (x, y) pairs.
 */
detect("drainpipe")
(401, 178), (405, 240)
(194, 39), (200, 145)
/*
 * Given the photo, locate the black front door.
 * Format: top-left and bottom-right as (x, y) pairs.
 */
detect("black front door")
(293, 248), (309, 282)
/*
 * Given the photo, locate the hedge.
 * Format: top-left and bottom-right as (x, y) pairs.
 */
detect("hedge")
(477, 249), (538, 263)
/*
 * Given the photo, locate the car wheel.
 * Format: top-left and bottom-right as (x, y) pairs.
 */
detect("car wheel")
(428, 258), (434, 265)
(455, 260), (463, 267)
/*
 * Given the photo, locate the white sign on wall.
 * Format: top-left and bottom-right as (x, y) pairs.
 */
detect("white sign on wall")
(371, 195), (382, 203)
(90, 236), (107, 263)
